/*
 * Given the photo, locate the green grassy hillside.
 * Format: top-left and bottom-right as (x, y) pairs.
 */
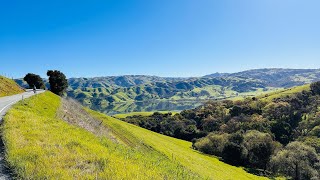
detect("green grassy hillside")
(89, 110), (267, 179)
(258, 84), (310, 101)
(0, 76), (24, 97)
(66, 77), (268, 105)
(3, 92), (266, 179)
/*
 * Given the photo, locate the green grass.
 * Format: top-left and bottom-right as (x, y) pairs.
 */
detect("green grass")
(258, 84), (310, 102)
(114, 111), (178, 119)
(89, 110), (268, 180)
(3, 92), (267, 179)
(3, 92), (200, 179)
(227, 87), (283, 101)
(0, 76), (24, 97)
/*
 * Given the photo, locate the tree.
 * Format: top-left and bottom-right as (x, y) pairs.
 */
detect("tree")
(263, 102), (294, 144)
(222, 133), (247, 166)
(193, 133), (229, 156)
(243, 130), (279, 169)
(270, 141), (320, 180)
(47, 70), (68, 96)
(23, 73), (45, 89)
(310, 81), (320, 95)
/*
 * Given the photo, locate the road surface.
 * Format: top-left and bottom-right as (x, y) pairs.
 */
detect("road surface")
(0, 90), (44, 180)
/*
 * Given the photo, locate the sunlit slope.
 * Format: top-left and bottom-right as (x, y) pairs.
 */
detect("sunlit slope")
(0, 76), (24, 97)
(258, 84), (310, 102)
(3, 91), (266, 179)
(2, 92), (199, 179)
(89, 110), (268, 180)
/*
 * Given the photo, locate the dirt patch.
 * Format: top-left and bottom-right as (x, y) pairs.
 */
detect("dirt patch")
(57, 98), (118, 143)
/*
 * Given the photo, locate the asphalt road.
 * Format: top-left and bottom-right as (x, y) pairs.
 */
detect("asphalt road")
(0, 90), (44, 180)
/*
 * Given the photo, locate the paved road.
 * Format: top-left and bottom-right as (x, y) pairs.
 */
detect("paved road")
(0, 90), (44, 180)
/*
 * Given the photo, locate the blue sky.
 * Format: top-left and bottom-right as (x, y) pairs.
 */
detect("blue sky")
(0, 0), (319, 78)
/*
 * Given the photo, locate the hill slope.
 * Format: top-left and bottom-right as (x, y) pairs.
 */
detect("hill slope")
(14, 68), (320, 114)
(0, 76), (24, 97)
(59, 68), (320, 109)
(3, 92), (266, 179)
(205, 68), (320, 87)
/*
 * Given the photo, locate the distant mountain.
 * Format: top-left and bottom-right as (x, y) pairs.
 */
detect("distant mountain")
(205, 68), (320, 87)
(66, 76), (267, 107)
(15, 68), (320, 110)
(204, 72), (230, 78)
(68, 75), (186, 89)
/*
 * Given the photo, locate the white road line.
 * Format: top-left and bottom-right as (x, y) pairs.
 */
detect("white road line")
(0, 91), (44, 116)
(0, 99), (20, 114)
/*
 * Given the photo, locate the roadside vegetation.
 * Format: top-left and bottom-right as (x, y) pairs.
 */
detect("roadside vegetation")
(2, 92), (265, 179)
(0, 76), (24, 97)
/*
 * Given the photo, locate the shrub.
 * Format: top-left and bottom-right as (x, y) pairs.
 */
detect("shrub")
(243, 130), (279, 169)
(310, 81), (320, 95)
(270, 141), (320, 180)
(193, 133), (228, 156)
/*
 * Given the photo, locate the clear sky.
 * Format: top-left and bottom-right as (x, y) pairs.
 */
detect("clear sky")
(0, 0), (319, 78)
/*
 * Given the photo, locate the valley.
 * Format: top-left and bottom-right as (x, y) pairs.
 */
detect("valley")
(16, 68), (320, 115)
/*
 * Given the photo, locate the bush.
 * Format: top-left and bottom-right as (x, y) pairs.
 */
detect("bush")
(193, 133), (228, 156)
(243, 130), (279, 169)
(311, 81), (320, 95)
(310, 126), (320, 137)
(270, 141), (320, 180)
(222, 133), (247, 166)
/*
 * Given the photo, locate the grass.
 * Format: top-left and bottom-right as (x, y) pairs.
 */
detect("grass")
(3, 92), (267, 179)
(0, 76), (24, 97)
(257, 84), (310, 102)
(114, 111), (178, 119)
(89, 110), (268, 179)
(2, 92), (198, 179)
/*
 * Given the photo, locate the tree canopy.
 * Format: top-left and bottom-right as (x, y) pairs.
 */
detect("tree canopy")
(23, 73), (45, 89)
(47, 70), (68, 96)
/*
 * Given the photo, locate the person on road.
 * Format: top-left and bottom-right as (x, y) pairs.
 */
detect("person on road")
(33, 85), (37, 94)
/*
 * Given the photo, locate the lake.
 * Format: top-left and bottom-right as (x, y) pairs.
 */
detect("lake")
(90, 100), (205, 115)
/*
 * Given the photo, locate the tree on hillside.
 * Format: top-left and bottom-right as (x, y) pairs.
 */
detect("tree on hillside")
(243, 130), (279, 170)
(47, 70), (68, 96)
(270, 141), (320, 180)
(310, 81), (320, 95)
(222, 133), (247, 166)
(23, 73), (45, 89)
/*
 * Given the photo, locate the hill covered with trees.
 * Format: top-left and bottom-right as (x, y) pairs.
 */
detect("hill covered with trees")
(119, 82), (320, 179)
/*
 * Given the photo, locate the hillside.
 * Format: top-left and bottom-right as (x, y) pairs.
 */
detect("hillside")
(0, 76), (24, 97)
(205, 68), (320, 87)
(118, 82), (320, 179)
(56, 68), (320, 105)
(14, 68), (320, 114)
(67, 77), (269, 106)
(2, 92), (265, 179)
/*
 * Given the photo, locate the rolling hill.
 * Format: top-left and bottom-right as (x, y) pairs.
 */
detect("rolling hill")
(205, 68), (320, 87)
(3, 92), (266, 179)
(14, 68), (320, 114)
